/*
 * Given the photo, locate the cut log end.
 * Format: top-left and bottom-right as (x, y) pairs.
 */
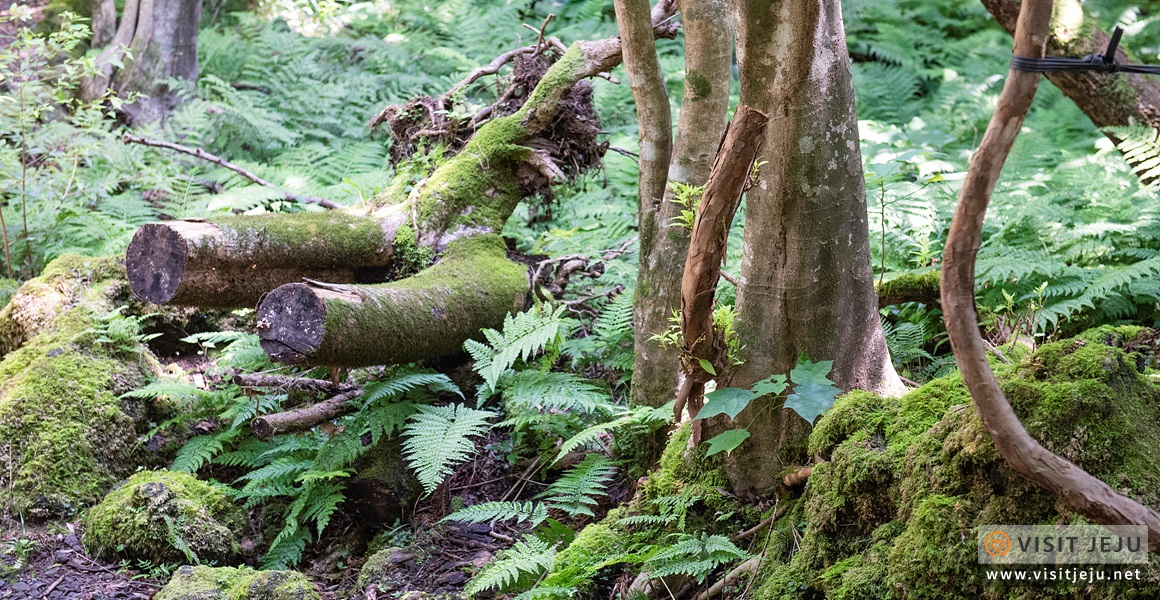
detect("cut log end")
(257, 283), (329, 364)
(126, 223), (189, 305)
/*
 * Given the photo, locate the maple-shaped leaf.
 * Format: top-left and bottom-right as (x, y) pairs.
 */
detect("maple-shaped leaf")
(694, 387), (757, 421)
(704, 429), (751, 456)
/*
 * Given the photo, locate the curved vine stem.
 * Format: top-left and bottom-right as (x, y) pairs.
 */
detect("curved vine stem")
(941, 0), (1160, 552)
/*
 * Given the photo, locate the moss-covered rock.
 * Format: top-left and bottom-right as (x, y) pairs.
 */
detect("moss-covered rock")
(154, 566), (320, 600)
(754, 332), (1160, 599)
(0, 254), (169, 518)
(83, 470), (244, 564)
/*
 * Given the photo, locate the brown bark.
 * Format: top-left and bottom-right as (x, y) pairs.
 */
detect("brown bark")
(256, 235), (530, 368)
(943, 0), (1160, 552)
(676, 106), (768, 426)
(715, 0), (905, 495)
(633, 0), (733, 411)
(981, 0), (1160, 145)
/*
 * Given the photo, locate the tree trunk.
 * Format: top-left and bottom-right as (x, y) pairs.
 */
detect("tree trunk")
(82, 0), (202, 124)
(716, 0), (905, 495)
(91, 0), (117, 48)
(256, 235), (530, 367)
(632, 0), (732, 410)
(980, 0), (1160, 141)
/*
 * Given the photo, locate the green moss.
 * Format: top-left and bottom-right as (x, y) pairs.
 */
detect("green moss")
(391, 224), (434, 276)
(541, 522), (636, 592)
(154, 566), (320, 600)
(875, 270), (940, 305)
(207, 212), (389, 266)
(0, 254), (166, 519)
(685, 70), (712, 101)
(83, 470), (244, 564)
(315, 234), (529, 366)
(752, 330), (1160, 599)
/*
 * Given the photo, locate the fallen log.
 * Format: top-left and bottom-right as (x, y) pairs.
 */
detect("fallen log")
(256, 235), (530, 367)
(251, 388), (362, 439)
(126, 212), (408, 307)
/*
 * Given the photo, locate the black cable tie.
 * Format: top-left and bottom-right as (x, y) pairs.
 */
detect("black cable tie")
(1006, 27), (1160, 75)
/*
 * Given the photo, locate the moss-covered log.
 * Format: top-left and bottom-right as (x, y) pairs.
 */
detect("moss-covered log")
(256, 235), (529, 367)
(126, 212), (410, 307)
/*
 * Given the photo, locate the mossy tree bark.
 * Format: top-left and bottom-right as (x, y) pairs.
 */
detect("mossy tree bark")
(712, 0), (905, 495)
(631, 0), (733, 412)
(256, 235), (530, 367)
(80, 0), (201, 124)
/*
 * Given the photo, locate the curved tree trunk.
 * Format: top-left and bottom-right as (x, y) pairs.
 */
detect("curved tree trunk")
(944, 0), (1160, 552)
(632, 0), (732, 411)
(716, 0), (905, 495)
(91, 0), (117, 48)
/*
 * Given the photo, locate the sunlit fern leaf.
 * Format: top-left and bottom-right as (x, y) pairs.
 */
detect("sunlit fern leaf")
(171, 435), (223, 473)
(465, 535), (556, 596)
(442, 501), (549, 527)
(645, 533), (751, 584)
(402, 404), (494, 494)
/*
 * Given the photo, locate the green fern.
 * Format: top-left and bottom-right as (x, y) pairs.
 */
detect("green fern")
(465, 304), (569, 393)
(644, 532), (751, 583)
(538, 455), (616, 517)
(402, 404), (495, 494)
(465, 535), (556, 596)
(442, 501), (549, 527)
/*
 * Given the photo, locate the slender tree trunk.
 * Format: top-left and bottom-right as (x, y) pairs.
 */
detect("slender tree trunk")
(616, 0), (675, 409)
(631, 0), (732, 410)
(716, 0), (905, 494)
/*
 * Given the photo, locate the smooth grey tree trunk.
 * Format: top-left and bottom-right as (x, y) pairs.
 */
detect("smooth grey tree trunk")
(717, 0), (905, 494)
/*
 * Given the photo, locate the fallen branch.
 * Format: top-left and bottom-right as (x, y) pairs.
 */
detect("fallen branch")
(252, 388), (363, 439)
(692, 556), (762, 600)
(941, 0), (1160, 552)
(233, 373), (354, 394)
(122, 134), (342, 209)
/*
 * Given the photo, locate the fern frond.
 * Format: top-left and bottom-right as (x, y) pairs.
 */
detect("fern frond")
(466, 535), (556, 596)
(538, 455), (616, 517)
(171, 435), (224, 473)
(402, 404), (494, 494)
(442, 501), (549, 527)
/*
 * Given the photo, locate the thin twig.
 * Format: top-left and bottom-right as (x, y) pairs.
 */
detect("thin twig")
(122, 133), (342, 209)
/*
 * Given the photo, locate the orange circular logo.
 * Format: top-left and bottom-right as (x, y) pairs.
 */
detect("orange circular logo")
(984, 530), (1011, 557)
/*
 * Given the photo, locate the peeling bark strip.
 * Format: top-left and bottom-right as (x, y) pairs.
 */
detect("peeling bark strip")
(633, 0), (733, 412)
(126, 214), (403, 307)
(942, 0), (1160, 552)
(677, 106), (768, 422)
(256, 235), (530, 367)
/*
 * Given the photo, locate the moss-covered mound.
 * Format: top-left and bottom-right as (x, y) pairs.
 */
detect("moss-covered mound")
(755, 327), (1160, 599)
(0, 254), (168, 518)
(154, 566), (321, 600)
(83, 470), (245, 564)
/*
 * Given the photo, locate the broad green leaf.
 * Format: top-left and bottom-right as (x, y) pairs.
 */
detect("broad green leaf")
(698, 358), (717, 376)
(694, 387), (757, 421)
(751, 374), (788, 397)
(785, 381), (840, 425)
(788, 357), (835, 387)
(704, 429), (751, 456)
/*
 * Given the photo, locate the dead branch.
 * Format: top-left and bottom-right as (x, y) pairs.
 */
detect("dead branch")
(233, 373), (355, 394)
(941, 0), (1160, 552)
(251, 388), (363, 439)
(692, 556), (762, 600)
(122, 134), (342, 209)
